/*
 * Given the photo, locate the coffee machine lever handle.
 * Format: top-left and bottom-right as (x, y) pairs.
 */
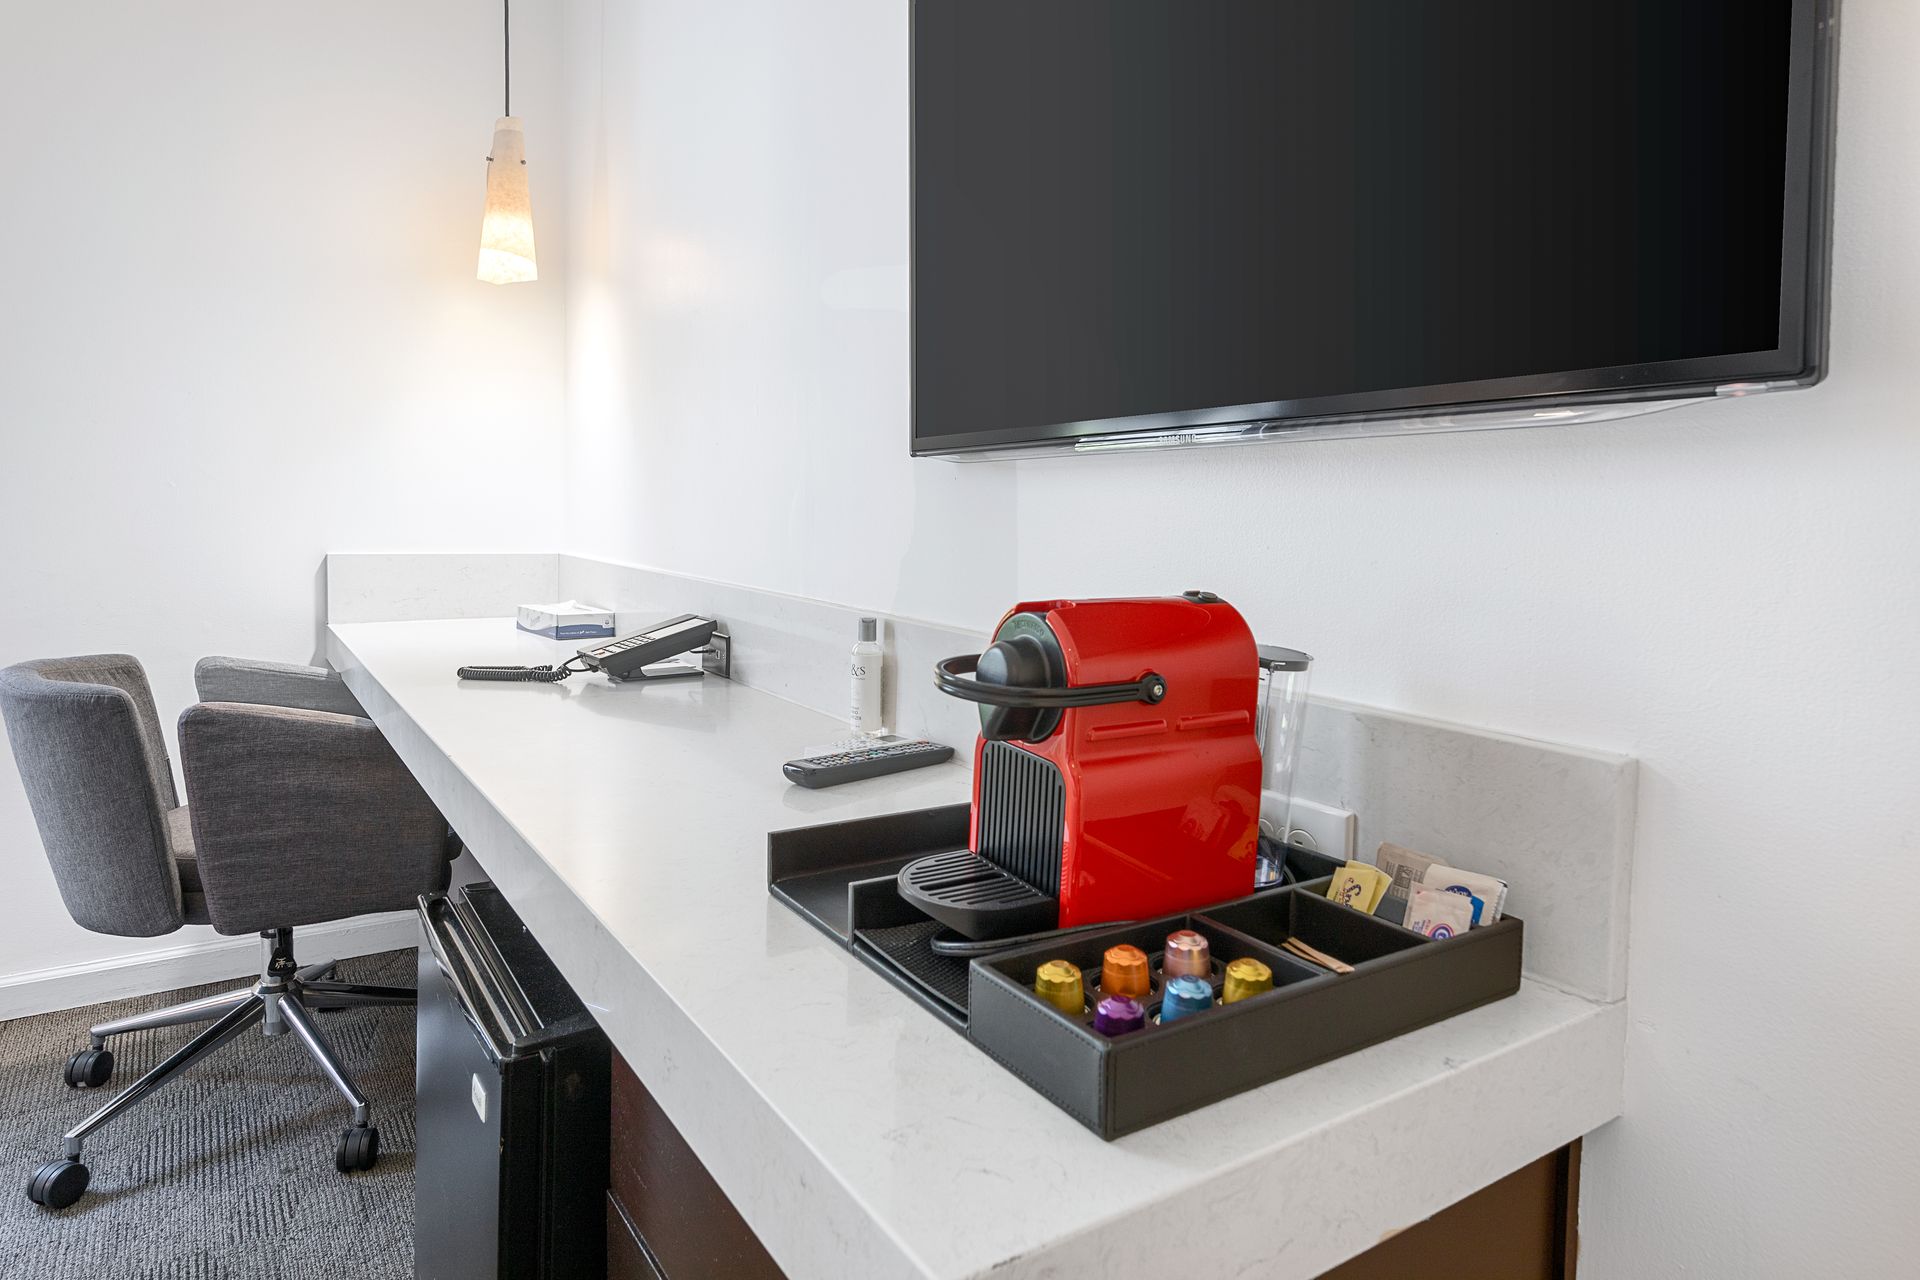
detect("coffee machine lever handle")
(933, 654), (1167, 708)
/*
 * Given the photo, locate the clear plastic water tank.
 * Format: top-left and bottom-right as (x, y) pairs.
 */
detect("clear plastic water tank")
(1254, 645), (1313, 889)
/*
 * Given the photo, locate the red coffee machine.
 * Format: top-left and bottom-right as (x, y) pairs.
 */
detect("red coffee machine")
(902, 593), (1263, 940)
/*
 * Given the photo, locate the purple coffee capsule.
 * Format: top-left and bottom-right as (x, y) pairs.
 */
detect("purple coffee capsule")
(1093, 994), (1146, 1037)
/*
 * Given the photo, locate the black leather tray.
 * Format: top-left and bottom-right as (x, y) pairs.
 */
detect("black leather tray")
(768, 804), (1524, 1138)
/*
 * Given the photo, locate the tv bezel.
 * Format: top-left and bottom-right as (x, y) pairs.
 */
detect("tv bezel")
(908, 0), (1836, 459)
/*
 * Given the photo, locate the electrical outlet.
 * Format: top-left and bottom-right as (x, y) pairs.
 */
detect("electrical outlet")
(1260, 790), (1358, 860)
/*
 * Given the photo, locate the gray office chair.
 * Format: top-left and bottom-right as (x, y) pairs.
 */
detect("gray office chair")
(0, 653), (452, 1210)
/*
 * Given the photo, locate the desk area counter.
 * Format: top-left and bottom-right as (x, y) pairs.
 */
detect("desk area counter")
(329, 616), (1625, 1280)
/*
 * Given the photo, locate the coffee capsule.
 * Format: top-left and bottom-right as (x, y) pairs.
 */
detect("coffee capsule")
(1162, 929), (1212, 979)
(1034, 960), (1085, 1016)
(1158, 974), (1214, 1023)
(1093, 994), (1147, 1036)
(1101, 944), (1151, 998)
(1222, 957), (1274, 1004)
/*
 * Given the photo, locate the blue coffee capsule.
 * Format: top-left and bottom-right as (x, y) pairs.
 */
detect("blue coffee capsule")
(1158, 974), (1214, 1024)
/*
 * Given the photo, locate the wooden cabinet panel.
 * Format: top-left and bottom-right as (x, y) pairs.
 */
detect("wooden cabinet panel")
(607, 1052), (787, 1280)
(607, 1192), (665, 1280)
(1319, 1140), (1581, 1280)
(609, 1044), (1576, 1280)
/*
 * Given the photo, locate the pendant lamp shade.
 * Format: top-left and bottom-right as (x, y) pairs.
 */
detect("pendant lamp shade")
(478, 117), (536, 284)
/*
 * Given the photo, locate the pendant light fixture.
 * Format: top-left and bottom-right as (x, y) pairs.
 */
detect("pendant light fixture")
(477, 0), (537, 284)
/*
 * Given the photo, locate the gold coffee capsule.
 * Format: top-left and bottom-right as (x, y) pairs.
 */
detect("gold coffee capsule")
(1034, 960), (1085, 1015)
(1222, 956), (1274, 1004)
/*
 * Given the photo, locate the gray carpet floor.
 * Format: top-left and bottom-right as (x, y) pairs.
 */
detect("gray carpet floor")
(0, 950), (417, 1279)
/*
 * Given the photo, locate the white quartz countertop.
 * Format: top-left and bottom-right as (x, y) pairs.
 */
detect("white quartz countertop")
(330, 618), (1625, 1280)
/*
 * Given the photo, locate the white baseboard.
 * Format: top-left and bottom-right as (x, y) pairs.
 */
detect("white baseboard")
(0, 912), (420, 1021)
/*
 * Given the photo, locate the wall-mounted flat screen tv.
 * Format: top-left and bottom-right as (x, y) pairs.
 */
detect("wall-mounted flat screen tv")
(910, 0), (1834, 457)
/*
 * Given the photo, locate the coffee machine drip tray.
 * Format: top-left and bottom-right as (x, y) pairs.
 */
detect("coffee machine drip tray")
(897, 849), (1058, 939)
(853, 919), (973, 1019)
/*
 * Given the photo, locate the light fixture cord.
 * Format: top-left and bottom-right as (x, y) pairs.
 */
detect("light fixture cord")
(503, 0), (511, 117)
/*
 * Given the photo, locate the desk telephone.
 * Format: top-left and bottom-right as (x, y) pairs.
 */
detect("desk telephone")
(456, 614), (724, 683)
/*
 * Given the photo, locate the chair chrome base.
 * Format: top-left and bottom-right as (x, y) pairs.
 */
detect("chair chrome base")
(26, 927), (413, 1210)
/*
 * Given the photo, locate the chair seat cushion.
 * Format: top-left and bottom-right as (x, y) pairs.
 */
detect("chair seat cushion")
(165, 806), (211, 926)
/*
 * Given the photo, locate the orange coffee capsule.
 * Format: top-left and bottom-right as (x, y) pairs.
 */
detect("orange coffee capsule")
(1101, 944), (1151, 998)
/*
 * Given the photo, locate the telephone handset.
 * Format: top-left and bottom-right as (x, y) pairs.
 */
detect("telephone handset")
(457, 614), (721, 683)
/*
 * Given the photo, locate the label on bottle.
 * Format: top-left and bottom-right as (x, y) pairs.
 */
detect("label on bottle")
(850, 654), (881, 732)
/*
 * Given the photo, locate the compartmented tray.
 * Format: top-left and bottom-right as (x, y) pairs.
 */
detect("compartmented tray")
(768, 802), (978, 1029)
(769, 804), (1524, 1138)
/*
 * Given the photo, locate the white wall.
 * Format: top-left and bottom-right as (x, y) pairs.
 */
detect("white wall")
(0, 2), (568, 999)
(560, 0), (1016, 626)
(562, 1), (1920, 1276)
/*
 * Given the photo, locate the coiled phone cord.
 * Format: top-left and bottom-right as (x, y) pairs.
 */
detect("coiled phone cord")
(455, 657), (590, 683)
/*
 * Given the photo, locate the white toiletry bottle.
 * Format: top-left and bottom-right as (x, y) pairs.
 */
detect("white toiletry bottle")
(850, 617), (884, 736)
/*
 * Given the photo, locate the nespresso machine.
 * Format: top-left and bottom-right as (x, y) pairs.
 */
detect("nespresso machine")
(903, 592), (1272, 940)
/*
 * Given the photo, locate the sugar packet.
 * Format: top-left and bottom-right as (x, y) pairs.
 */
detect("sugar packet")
(1419, 863), (1509, 925)
(1326, 860), (1391, 914)
(1376, 842), (1440, 900)
(1405, 884), (1475, 940)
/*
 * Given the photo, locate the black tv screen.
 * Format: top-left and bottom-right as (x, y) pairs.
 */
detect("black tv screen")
(911, 0), (1832, 456)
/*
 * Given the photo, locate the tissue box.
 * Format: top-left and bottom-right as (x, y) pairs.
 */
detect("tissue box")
(515, 600), (616, 641)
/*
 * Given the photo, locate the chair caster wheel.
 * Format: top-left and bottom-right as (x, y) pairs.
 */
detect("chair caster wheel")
(26, 1159), (89, 1210)
(336, 1125), (379, 1173)
(64, 1048), (113, 1089)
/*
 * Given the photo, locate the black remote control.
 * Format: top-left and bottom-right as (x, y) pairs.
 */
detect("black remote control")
(782, 739), (956, 789)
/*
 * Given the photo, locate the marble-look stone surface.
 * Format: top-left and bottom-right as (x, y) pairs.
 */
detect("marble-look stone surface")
(1295, 698), (1636, 1003)
(557, 553), (989, 750)
(334, 553), (1637, 1002)
(325, 552), (560, 623)
(328, 554), (1637, 999)
(330, 616), (1627, 1280)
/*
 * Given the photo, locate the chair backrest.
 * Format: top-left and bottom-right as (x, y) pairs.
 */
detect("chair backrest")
(0, 655), (186, 937)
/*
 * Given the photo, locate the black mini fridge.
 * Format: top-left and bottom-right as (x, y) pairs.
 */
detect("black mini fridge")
(415, 882), (610, 1279)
